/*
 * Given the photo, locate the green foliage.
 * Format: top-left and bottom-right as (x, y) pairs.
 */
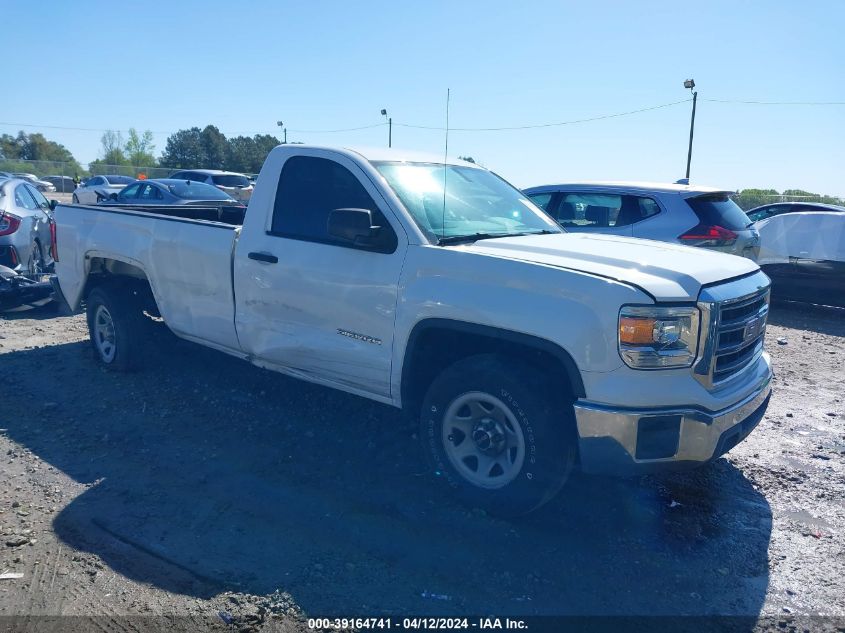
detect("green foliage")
(162, 126), (281, 173)
(0, 131), (83, 174)
(226, 134), (282, 173)
(734, 188), (844, 210)
(125, 128), (156, 166)
(159, 127), (205, 169)
(99, 130), (127, 165)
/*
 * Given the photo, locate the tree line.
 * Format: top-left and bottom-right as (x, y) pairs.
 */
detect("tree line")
(2, 129), (843, 205)
(732, 188), (843, 210)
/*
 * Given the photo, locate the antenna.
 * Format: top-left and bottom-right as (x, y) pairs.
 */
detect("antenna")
(441, 88), (450, 241)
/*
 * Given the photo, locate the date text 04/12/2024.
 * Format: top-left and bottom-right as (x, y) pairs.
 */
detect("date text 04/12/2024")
(307, 618), (528, 630)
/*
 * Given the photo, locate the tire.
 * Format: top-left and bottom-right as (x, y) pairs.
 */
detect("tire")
(420, 354), (576, 516)
(85, 285), (145, 371)
(72, 194), (79, 204)
(26, 241), (44, 277)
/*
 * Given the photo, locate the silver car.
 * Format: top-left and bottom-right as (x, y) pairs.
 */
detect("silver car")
(167, 169), (254, 203)
(72, 174), (135, 204)
(0, 178), (55, 276)
(13, 173), (57, 193)
(523, 181), (760, 259)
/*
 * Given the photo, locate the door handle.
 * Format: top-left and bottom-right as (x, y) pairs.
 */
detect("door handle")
(248, 251), (278, 264)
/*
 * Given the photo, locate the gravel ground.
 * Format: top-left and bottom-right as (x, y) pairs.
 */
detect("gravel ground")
(0, 300), (842, 631)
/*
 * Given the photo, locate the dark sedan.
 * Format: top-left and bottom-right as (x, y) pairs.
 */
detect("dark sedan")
(747, 201), (844, 223)
(103, 179), (244, 207)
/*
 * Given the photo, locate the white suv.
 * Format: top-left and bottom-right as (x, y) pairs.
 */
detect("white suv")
(168, 169), (253, 203)
(524, 181), (760, 260)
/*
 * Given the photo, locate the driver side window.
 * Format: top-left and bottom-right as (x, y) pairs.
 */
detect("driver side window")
(119, 184), (142, 199)
(271, 156), (397, 252)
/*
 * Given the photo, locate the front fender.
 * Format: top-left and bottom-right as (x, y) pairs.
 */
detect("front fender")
(392, 245), (652, 401)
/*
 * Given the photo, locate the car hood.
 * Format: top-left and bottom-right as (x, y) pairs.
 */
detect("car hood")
(458, 233), (760, 301)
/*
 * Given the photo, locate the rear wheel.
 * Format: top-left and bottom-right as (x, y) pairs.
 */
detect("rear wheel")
(85, 285), (144, 371)
(26, 241), (44, 277)
(420, 354), (576, 516)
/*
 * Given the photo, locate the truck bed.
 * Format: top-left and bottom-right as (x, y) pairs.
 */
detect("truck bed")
(54, 202), (242, 352)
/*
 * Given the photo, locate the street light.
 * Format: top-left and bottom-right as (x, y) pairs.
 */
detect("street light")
(684, 79), (697, 180)
(381, 109), (392, 148)
(276, 120), (287, 144)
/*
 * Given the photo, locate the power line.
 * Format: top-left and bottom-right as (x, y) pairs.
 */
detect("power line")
(1, 95), (842, 140)
(395, 99), (693, 131)
(286, 122), (387, 133)
(702, 98), (845, 106)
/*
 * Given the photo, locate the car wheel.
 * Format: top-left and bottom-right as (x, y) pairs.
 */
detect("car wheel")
(85, 285), (144, 371)
(420, 354), (576, 516)
(72, 194), (79, 204)
(27, 241), (44, 277)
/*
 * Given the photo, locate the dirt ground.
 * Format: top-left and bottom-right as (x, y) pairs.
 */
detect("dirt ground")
(0, 300), (843, 631)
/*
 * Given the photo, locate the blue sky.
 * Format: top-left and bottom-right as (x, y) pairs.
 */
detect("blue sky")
(6, 0), (844, 193)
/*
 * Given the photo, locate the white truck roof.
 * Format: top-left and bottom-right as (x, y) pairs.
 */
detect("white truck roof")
(276, 145), (480, 168)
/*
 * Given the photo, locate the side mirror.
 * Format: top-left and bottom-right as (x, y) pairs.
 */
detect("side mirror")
(327, 208), (379, 244)
(49, 199), (58, 211)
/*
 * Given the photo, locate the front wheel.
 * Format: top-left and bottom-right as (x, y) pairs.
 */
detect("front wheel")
(420, 354), (576, 516)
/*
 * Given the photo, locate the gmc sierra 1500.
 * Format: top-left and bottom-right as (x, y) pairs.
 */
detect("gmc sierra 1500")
(53, 145), (773, 515)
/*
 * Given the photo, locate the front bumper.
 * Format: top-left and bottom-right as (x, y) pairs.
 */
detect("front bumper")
(573, 363), (772, 475)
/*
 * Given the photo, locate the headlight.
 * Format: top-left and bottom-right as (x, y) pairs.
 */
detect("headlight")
(618, 306), (700, 369)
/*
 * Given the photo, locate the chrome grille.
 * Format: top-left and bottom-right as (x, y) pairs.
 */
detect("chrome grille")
(712, 292), (768, 384)
(693, 271), (771, 389)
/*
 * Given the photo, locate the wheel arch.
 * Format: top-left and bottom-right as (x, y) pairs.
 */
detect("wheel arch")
(400, 318), (585, 413)
(81, 254), (160, 316)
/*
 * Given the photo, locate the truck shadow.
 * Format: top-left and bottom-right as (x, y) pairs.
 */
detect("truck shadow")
(0, 326), (772, 618)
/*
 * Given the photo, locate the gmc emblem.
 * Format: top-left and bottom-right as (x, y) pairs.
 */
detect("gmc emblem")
(743, 316), (765, 342)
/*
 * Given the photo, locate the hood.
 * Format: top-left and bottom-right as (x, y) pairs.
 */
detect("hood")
(458, 233), (759, 301)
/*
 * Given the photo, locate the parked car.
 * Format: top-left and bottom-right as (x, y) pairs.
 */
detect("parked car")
(754, 211), (845, 307)
(523, 181), (760, 259)
(0, 177), (56, 276)
(746, 201), (845, 223)
(41, 175), (78, 193)
(13, 173), (57, 193)
(167, 169), (253, 203)
(72, 174), (135, 204)
(53, 145), (773, 516)
(102, 179), (245, 208)
(0, 264), (53, 312)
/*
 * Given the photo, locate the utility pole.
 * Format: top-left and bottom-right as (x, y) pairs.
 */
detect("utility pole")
(277, 120), (287, 144)
(381, 109), (392, 147)
(683, 79), (697, 180)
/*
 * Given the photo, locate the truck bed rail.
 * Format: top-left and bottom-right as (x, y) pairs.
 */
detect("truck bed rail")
(71, 203), (246, 226)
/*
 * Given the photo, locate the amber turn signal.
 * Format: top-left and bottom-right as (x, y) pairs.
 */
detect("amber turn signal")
(619, 317), (656, 346)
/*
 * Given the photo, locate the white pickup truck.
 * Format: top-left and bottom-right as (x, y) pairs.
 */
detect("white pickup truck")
(53, 145), (773, 515)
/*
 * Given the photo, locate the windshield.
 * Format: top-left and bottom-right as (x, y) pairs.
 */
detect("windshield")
(169, 181), (232, 200)
(103, 175), (135, 185)
(686, 194), (753, 230)
(374, 162), (561, 241)
(211, 174), (250, 188)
